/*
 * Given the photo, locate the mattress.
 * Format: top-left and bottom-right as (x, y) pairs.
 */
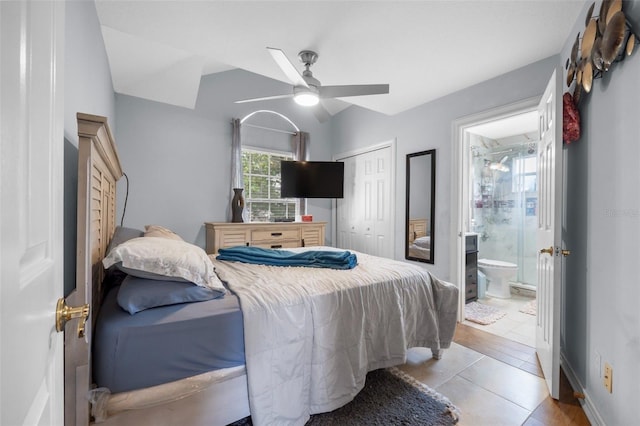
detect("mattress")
(93, 286), (245, 393)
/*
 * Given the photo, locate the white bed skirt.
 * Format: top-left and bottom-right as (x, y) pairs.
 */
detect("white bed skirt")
(91, 365), (249, 426)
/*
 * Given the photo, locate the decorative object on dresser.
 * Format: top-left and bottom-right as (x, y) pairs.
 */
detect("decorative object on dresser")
(230, 188), (245, 223)
(204, 221), (326, 254)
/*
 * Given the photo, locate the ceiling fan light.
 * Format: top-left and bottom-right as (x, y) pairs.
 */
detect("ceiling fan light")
(294, 92), (319, 106)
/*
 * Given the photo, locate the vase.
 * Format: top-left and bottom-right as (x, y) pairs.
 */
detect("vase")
(231, 188), (245, 223)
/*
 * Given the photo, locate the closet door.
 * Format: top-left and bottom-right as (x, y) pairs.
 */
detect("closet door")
(363, 147), (392, 258)
(337, 146), (392, 258)
(337, 156), (358, 250)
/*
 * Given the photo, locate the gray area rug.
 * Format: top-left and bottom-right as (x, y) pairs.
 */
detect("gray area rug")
(229, 367), (459, 425)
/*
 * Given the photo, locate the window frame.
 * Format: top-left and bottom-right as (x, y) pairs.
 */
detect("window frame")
(512, 155), (537, 193)
(241, 145), (298, 222)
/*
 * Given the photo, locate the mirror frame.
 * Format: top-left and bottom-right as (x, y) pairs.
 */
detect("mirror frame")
(405, 149), (436, 264)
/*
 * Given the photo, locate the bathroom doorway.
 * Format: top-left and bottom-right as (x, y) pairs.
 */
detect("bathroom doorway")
(455, 102), (539, 347)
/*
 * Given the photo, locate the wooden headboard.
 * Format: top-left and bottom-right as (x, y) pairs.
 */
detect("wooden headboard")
(408, 218), (428, 243)
(76, 113), (123, 321)
(65, 113), (123, 425)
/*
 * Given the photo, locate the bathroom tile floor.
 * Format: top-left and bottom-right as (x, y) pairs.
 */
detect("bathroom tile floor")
(463, 293), (537, 347)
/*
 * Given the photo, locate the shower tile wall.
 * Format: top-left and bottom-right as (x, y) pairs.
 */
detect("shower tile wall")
(470, 133), (538, 286)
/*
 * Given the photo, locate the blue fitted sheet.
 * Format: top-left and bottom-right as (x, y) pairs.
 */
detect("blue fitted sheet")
(93, 286), (245, 393)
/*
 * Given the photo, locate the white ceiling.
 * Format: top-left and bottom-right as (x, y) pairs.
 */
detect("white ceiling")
(95, 0), (583, 115)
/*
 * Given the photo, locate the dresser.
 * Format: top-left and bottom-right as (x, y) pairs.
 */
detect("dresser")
(204, 222), (326, 254)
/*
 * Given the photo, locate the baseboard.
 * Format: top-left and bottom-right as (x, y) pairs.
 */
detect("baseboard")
(509, 282), (536, 298)
(560, 351), (605, 426)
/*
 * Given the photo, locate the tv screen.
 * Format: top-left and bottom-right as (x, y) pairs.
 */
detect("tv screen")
(280, 161), (344, 198)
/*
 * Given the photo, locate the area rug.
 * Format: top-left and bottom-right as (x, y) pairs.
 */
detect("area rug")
(230, 367), (460, 425)
(465, 301), (506, 325)
(519, 299), (537, 316)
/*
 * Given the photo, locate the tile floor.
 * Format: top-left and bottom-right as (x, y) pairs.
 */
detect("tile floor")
(398, 342), (549, 426)
(463, 294), (537, 347)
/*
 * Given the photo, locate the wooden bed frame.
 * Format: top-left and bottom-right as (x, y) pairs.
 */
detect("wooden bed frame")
(67, 113), (250, 426)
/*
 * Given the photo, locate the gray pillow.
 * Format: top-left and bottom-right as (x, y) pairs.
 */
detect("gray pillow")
(107, 226), (144, 254)
(117, 276), (223, 315)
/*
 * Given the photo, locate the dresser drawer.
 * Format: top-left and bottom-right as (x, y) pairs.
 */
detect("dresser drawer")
(301, 227), (323, 247)
(218, 230), (249, 249)
(251, 228), (300, 243)
(252, 240), (301, 250)
(466, 283), (478, 302)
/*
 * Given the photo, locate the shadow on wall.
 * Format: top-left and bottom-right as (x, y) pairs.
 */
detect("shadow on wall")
(64, 138), (78, 296)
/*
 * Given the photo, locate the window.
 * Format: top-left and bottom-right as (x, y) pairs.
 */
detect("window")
(512, 156), (537, 193)
(242, 147), (297, 222)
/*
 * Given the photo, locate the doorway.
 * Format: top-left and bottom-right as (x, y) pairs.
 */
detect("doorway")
(452, 99), (540, 347)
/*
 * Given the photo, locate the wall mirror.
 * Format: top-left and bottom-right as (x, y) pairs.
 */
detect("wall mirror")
(406, 149), (436, 263)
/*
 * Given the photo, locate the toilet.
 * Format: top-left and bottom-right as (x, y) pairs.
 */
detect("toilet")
(477, 259), (518, 299)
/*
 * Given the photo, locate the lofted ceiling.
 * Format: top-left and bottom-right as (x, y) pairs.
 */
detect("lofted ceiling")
(96, 0), (583, 116)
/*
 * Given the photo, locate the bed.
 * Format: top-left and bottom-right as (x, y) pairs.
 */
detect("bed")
(69, 113), (459, 426)
(408, 235), (431, 258)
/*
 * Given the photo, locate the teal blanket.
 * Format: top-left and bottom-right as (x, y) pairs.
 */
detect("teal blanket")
(216, 246), (358, 270)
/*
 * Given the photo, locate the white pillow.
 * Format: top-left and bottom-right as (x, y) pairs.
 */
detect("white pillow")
(102, 237), (225, 291)
(413, 236), (431, 249)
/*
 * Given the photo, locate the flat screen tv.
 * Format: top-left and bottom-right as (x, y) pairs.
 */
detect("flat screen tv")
(280, 161), (344, 198)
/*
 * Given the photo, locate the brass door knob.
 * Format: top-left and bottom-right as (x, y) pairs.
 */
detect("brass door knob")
(56, 298), (89, 337)
(561, 249), (571, 257)
(539, 246), (554, 255)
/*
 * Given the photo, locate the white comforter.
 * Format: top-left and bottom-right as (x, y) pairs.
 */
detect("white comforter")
(211, 248), (458, 426)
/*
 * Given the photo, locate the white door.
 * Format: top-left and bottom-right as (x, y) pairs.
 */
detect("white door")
(0, 0), (65, 425)
(535, 69), (563, 399)
(336, 156), (357, 250)
(366, 148), (392, 258)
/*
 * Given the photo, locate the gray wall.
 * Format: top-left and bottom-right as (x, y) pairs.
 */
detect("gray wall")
(113, 69), (333, 247)
(330, 56), (558, 280)
(560, 2), (640, 424)
(63, 0), (115, 295)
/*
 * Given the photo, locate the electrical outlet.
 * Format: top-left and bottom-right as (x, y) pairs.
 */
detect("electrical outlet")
(603, 362), (613, 393)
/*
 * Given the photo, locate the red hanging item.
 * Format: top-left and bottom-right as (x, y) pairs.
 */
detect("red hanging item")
(563, 92), (580, 144)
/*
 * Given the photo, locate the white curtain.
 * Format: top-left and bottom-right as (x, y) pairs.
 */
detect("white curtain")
(231, 118), (242, 188)
(292, 131), (309, 161)
(292, 132), (310, 215)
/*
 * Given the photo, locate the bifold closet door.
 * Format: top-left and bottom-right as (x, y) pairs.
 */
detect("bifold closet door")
(337, 147), (392, 259)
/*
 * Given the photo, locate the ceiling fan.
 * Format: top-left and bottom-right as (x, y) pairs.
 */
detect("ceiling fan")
(235, 47), (390, 122)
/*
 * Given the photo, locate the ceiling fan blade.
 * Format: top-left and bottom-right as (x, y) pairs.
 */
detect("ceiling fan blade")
(313, 102), (331, 123)
(319, 84), (389, 99)
(234, 93), (293, 104)
(267, 47), (309, 89)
